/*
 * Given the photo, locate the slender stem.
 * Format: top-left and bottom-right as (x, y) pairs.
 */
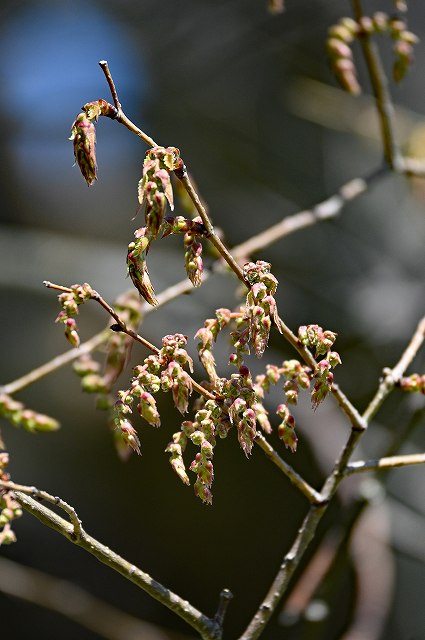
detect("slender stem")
(0, 480), (82, 539)
(0, 330), (108, 396)
(10, 490), (217, 639)
(99, 60), (122, 111)
(345, 453), (425, 476)
(0, 166), (388, 398)
(363, 315), (425, 423)
(351, 0), (401, 168)
(178, 173), (246, 285)
(233, 168), (387, 259)
(238, 503), (327, 640)
(99, 60), (158, 147)
(254, 433), (324, 504)
(213, 589), (234, 636)
(43, 281), (216, 403)
(0, 556), (180, 640)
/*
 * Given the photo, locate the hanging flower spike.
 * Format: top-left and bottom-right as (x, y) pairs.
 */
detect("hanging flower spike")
(195, 308), (232, 384)
(165, 430), (190, 485)
(184, 217), (204, 287)
(127, 228), (158, 306)
(70, 113), (97, 185)
(138, 147), (181, 239)
(276, 404), (297, 453)
(243, 261), (280, 357)
(327, 13), (419, 95)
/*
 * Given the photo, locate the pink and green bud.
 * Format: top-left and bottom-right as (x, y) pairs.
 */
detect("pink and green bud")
(193, 478), (213, 505)
(70, 113), (97, 185)
(252, 401), (272, 434)
(117, 419), (141, 455)
(80, 374), (108, 394)
(137, 391), (161, 427)
(278, 422), (298, 453)
(127, 244), (158, 306)
(83, 99), (116, 120)
(64, 318), (80, 348)
(184, 231), (203, 288)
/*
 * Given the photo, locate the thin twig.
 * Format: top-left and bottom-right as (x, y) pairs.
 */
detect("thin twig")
(99, 60), (158, 148)
(9, 490), (218, 640)
(0, 165), (387, 398)
(0, 330), (108, 396)
(43, 281), (216, 402)
(351, 0), (401, 168)
(233, 168), (388, 259)
(0, 480), (82, 539)
(178, 173), (246, 285)
(254, 433), (324, 504)
(345, 453), (425, 476)
(0, 556), (182, 640)
(363, 315), (425, 423)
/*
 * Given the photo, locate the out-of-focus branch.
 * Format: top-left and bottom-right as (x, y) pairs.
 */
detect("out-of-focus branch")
(233, 167), (388, 259)
(6, 487), (220, 640)
(0, 556), (187, 640)
(351, 0), (401, 168)
(0, 330), (108, 396)
(345, 453), (425, 476)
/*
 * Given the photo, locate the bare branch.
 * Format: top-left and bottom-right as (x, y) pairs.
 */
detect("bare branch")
(363, 315), (425, 423)
(0, 556), (184, 640)
(8, 488), (219, 639)
(345, 453), (425, 476)
(254, 433), (324, 504)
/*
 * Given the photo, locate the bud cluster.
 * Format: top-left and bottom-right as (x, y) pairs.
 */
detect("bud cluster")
(161, 215), (207, 288)
(138, 147), (180, 240)
(243, 261), (280, 358)
(220, 366), (259, 457)
(113, 334), (194, 456)
(55, 283), (94, 347)
(0, 393), (59, 433)
(399, 373), (425, 394)
(0, 452), (23, 545)
(298, 325), (342, 410)
(195, 308), (232, 383)
(276, 403), (297, 453)
(167, 395), (233, 504)
(327, 13), (418, 94)
(69, 100), (119, 185)
(184, 216), (204, 287)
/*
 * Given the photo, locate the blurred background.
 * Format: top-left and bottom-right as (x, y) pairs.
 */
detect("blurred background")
(1, 0), (424, 638)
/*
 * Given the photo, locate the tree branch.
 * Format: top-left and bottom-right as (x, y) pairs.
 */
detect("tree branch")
(345, 453), (425, 476)
(363, 314), (425, 423)
(6, 486), (220, 640)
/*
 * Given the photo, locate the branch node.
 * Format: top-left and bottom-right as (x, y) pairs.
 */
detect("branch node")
(213, 588), (233, 634)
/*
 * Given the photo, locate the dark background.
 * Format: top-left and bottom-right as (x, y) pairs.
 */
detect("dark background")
(1, 1), (424, 639)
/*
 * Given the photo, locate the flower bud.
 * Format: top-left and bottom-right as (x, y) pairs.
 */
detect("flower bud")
(70, 113), (97, 185)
